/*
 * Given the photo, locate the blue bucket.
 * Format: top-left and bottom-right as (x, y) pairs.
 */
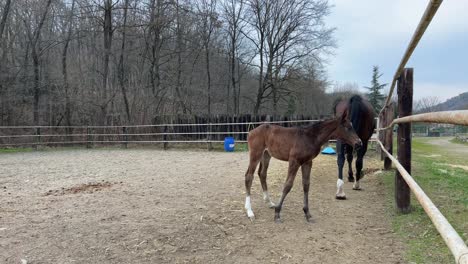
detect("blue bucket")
(224, 137), (235, 152)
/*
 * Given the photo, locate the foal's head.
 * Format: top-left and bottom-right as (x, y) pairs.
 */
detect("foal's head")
(333, 112), (362, 149)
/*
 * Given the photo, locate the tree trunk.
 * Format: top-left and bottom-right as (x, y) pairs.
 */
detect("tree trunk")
(102, 0), (113, 124)
(31, 0), (53, 126)
(0, 0), (11, 43)
(118, 0), (131, 123)
(62, 0), (75, 131)
(205, 43), (211, 116)
(174, 0), (187, 114)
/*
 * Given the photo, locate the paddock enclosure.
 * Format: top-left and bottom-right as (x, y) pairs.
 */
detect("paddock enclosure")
(0, 149), (403, 263)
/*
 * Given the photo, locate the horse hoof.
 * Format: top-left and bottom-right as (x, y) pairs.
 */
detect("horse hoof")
(247, 210), (255, 220)
(268, 202), (276, 209)
(348, 177), (355, 182)
(335, 195), (347, 200)
(353, 187), (362, 191)
(274, 217), (282, 223)
(305, 216), (314, 223)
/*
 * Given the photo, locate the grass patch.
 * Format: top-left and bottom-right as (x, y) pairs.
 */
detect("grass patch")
(382, 137), (468, 264)
(0, 147), (34, 154)
(450, 137), (468, 146)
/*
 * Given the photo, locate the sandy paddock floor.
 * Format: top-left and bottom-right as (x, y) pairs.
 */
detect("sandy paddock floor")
(0, 148), (403, 263)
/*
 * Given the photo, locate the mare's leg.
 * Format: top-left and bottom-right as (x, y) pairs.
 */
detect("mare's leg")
(336, 140), (347, 199)
(301, 160), (313, 222)
(346, 145), (354, 182)
(353, 141), (369, 190)
(258, 151), (275, 208)
(274, 160), (300, 223)
(245, 148), (263, 220)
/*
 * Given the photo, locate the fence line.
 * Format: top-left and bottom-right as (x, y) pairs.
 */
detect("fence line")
(0, 131), (252, 139)
(0, 118), (322, 148)
(0, 119), (320, 129)
(378, 140), (468, 264)
(380, 0), (443, 114)
(377, 110), (468, 131)
(373, 1), (468, 262)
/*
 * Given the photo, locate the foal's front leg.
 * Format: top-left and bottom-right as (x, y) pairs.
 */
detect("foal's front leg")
(274, 160), (300, 223)
(301, 160), (313, 222)
(336, 140), (347, 199)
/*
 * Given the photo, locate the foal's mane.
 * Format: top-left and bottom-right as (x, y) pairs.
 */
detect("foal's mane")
(302, 116), (338, 131)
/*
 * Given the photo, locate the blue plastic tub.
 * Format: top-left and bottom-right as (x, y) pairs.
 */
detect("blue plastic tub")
(224, 137), (235, 152)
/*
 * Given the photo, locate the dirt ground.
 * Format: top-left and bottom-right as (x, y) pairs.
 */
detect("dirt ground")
(0, 148), (404, 264)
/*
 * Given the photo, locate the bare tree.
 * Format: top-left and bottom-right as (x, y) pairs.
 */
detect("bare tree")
(415, 96), (441, 113)
(245, 0), (334, 114)
(118, 0), (131, 122)
(62, 0), (76, 129)
(221, 0), (247, 114)
(25, 0), (53, 125)
(0, 0), (336, 126)
(0, 0), (11, 42)
(196, 0), (219, 116)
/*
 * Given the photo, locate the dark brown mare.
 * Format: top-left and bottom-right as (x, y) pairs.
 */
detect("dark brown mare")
(334, 95), (376, 199)
(244, 113), (362, 222)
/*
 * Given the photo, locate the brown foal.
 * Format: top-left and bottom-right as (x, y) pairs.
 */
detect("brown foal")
(244, 113), (362, 223)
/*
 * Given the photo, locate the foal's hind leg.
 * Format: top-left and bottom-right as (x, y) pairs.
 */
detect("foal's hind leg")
(275, 160), (301, 223)
(258, 151), (275, 208)
(336, 140), (347, 199)
(353, 141), (368, 190)
(301, 160), (313, 222)
(245, 150), (263, 220)
(346, 145), (354, 182)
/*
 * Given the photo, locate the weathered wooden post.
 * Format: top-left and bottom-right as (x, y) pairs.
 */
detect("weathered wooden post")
(379, 111), (385, 160)
(396, 68), (412, 213)
(163, 125), (168, 150)
(34, 127), (41, 150)
(207, 116), (213, 151)
(122, 126), (128, 149)
(86, 126), (92, 148)
(384, 102), (395, 170)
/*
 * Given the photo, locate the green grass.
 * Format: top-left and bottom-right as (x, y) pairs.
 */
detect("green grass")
(450, 137), (468, 146)
(0, 147), (34, 154)
(382, 138), (468, 263)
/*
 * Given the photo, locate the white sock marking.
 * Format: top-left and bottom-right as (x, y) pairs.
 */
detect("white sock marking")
(245, 196), (255, 218)
(263, 191), (276, 207)
(336, 179), (346, 197)
(353, 180), (361, 190)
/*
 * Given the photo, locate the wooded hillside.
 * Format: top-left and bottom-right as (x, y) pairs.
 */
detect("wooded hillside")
(0, 0), (335, 126)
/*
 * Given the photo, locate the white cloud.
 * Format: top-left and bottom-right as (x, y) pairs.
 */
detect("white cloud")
(327, 0), (468, 102)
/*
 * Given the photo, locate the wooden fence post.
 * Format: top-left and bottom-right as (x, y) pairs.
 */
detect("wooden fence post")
(384, 102), (395, 170)
(86, 126), (91, 149)
(122, 126), (128, 149)
(34, 127), (41, 150)
(163, 125), (168, 150)
(379, 112), (385, 160)
(396, 68), (413, 213)
(207, 116), (213, 151)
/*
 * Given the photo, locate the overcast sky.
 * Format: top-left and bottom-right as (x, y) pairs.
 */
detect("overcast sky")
(327, 0), (468, 101)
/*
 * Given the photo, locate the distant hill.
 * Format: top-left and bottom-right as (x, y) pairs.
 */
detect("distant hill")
(435, 92), (468, 111)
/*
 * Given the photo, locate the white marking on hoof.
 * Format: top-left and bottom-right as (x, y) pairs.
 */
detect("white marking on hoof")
(353, 180), (361, 190)
(336, 179), (346, 198)
(263, 191), (276, 208)
(245, 196), (255, 219)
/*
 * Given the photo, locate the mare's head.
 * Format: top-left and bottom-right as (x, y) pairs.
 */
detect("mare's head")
(333, 111), (362, 149)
